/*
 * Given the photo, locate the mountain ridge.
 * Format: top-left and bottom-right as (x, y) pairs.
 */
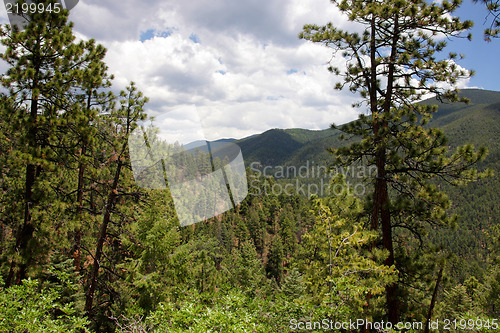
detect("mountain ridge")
(236, 88), (500, 168)
(236, 88), (499, 278)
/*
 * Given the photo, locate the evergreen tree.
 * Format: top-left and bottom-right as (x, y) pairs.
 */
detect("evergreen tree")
(483, 224), (500, 315)
(0, 97), (24, 273)
(232, 241), (267, 297)
(266, 235), (284, 285)
(441, 284), (474, 318)
(66, 41), (114, 274)
(278, 206), (298, 257)
(84, 83), (148, 318)
(114, 189), (180, 316)
(280, 268), (306, 300)
(300, 0), (490, 322)
(0, 1), (114, 287)
(295, 176), (395, 322)
(247, 204), (266, 256)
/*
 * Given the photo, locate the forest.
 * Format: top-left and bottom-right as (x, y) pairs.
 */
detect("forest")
(0, 0), (499, 332)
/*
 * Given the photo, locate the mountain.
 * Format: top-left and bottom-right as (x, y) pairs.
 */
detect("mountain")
(236, 128), (338, 166)
(236, 129), (303, 166)
(236, 88), (500, 280)
(183, 138), (236, 152)
(237, 89), (500, 170)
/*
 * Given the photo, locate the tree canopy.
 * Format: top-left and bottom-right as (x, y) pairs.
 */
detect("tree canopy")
(300, 0), (491, 323)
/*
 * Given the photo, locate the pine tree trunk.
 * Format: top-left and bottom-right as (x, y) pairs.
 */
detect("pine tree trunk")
(380, 11), (400, 324)
(374, 147), (399, 324)
(84, 159), (123, 315)
(5, 71), (40, 287)
(424, 267), (444, 333)
(73, 144), (86, 272)
(74, 91), (93, 273)
(363, 18), (379, 332)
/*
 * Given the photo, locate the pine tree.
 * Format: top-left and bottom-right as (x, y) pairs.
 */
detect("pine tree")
(67, 41), (114, 274)
(278, 206), (298, 257)
(115, 189), (180, 315)
(266, 235), (284, 285)
(483, 224), (500, 315)
(232, 241), (267, 297)
(247, 204), (266, 256)
(0, 1), (114, 287)
(300, 0), (490, 322)
(295, 175), (395, 322)
(0, 97), (23, 264)
(441, 284), (474, 318)
(280, 268), (306, 300)
(84, 83), (148, 317)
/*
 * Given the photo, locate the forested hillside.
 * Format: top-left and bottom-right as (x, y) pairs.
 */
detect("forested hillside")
(239, 89), (500, 171)
(239, 89), (500, 284)
(0, 1), (499, 333)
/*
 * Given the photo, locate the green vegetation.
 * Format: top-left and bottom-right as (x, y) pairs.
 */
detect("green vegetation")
(0, 0), (498, 332)
(300, 0), (488, 323)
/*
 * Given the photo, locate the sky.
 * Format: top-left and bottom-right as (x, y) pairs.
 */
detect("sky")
(1, 0), (499, 142)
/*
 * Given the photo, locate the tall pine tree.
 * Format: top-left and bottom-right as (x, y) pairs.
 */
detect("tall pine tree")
(0, 0), (113, 287)
(301, 0), (490, 323)
(84, 82), (148, 318)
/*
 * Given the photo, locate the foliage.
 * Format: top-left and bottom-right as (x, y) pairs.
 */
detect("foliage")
(266, 235), (285, 284)
(0, 278), (90, 332)
(0, 1), (498, 332)
(0, 0), (112, 287)
(300, 0), (491, 323)
(296, 175), (396, 322)
(121, 290), (321, 333)
(474, 0), (500, 40)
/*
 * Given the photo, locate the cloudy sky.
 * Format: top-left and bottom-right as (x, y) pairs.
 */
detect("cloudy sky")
(1, 0), (499, 142)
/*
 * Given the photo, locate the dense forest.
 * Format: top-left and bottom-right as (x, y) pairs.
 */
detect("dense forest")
(239, 88), (500, 284)
(0, 1), (499, 332)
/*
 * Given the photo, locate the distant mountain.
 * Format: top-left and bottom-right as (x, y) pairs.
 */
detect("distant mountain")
(237, 89), (500, 170)
(235, 88), (500, 279)
(236, 128), (337, 166)
(184, 138), (236, 152)
(236, 129), (303, 166)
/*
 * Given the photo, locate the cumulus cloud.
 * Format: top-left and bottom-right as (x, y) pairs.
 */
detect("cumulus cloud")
(0, 0), (474, 141)
(67, 0), (364, 139)
(70, 0), (345, 43)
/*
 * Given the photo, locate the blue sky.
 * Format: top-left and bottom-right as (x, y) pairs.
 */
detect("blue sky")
(0, 0), (498, 139)
(447, 0), (500, 91)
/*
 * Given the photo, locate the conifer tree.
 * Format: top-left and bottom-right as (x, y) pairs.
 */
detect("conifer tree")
(483, 224), (500, 315)
(280, 268), (306, 300)
(266, 235), (284, 285)
(0, 1), (114, 287)
(278, 206), (298, 257)
(300, 0), (490, 322)
(84, 83), (148, 316)
(296, 175), (395, 322)
(232, 241), (267, 296)
(67, 42), (114, 274)
(0, 97), (23, 262)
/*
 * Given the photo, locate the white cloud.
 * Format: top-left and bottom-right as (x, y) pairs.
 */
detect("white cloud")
(75, 0), (363, 140)
(0, 0), (475, 141)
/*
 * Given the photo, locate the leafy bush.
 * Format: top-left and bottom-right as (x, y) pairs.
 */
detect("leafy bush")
(0, 278), (90, 333)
